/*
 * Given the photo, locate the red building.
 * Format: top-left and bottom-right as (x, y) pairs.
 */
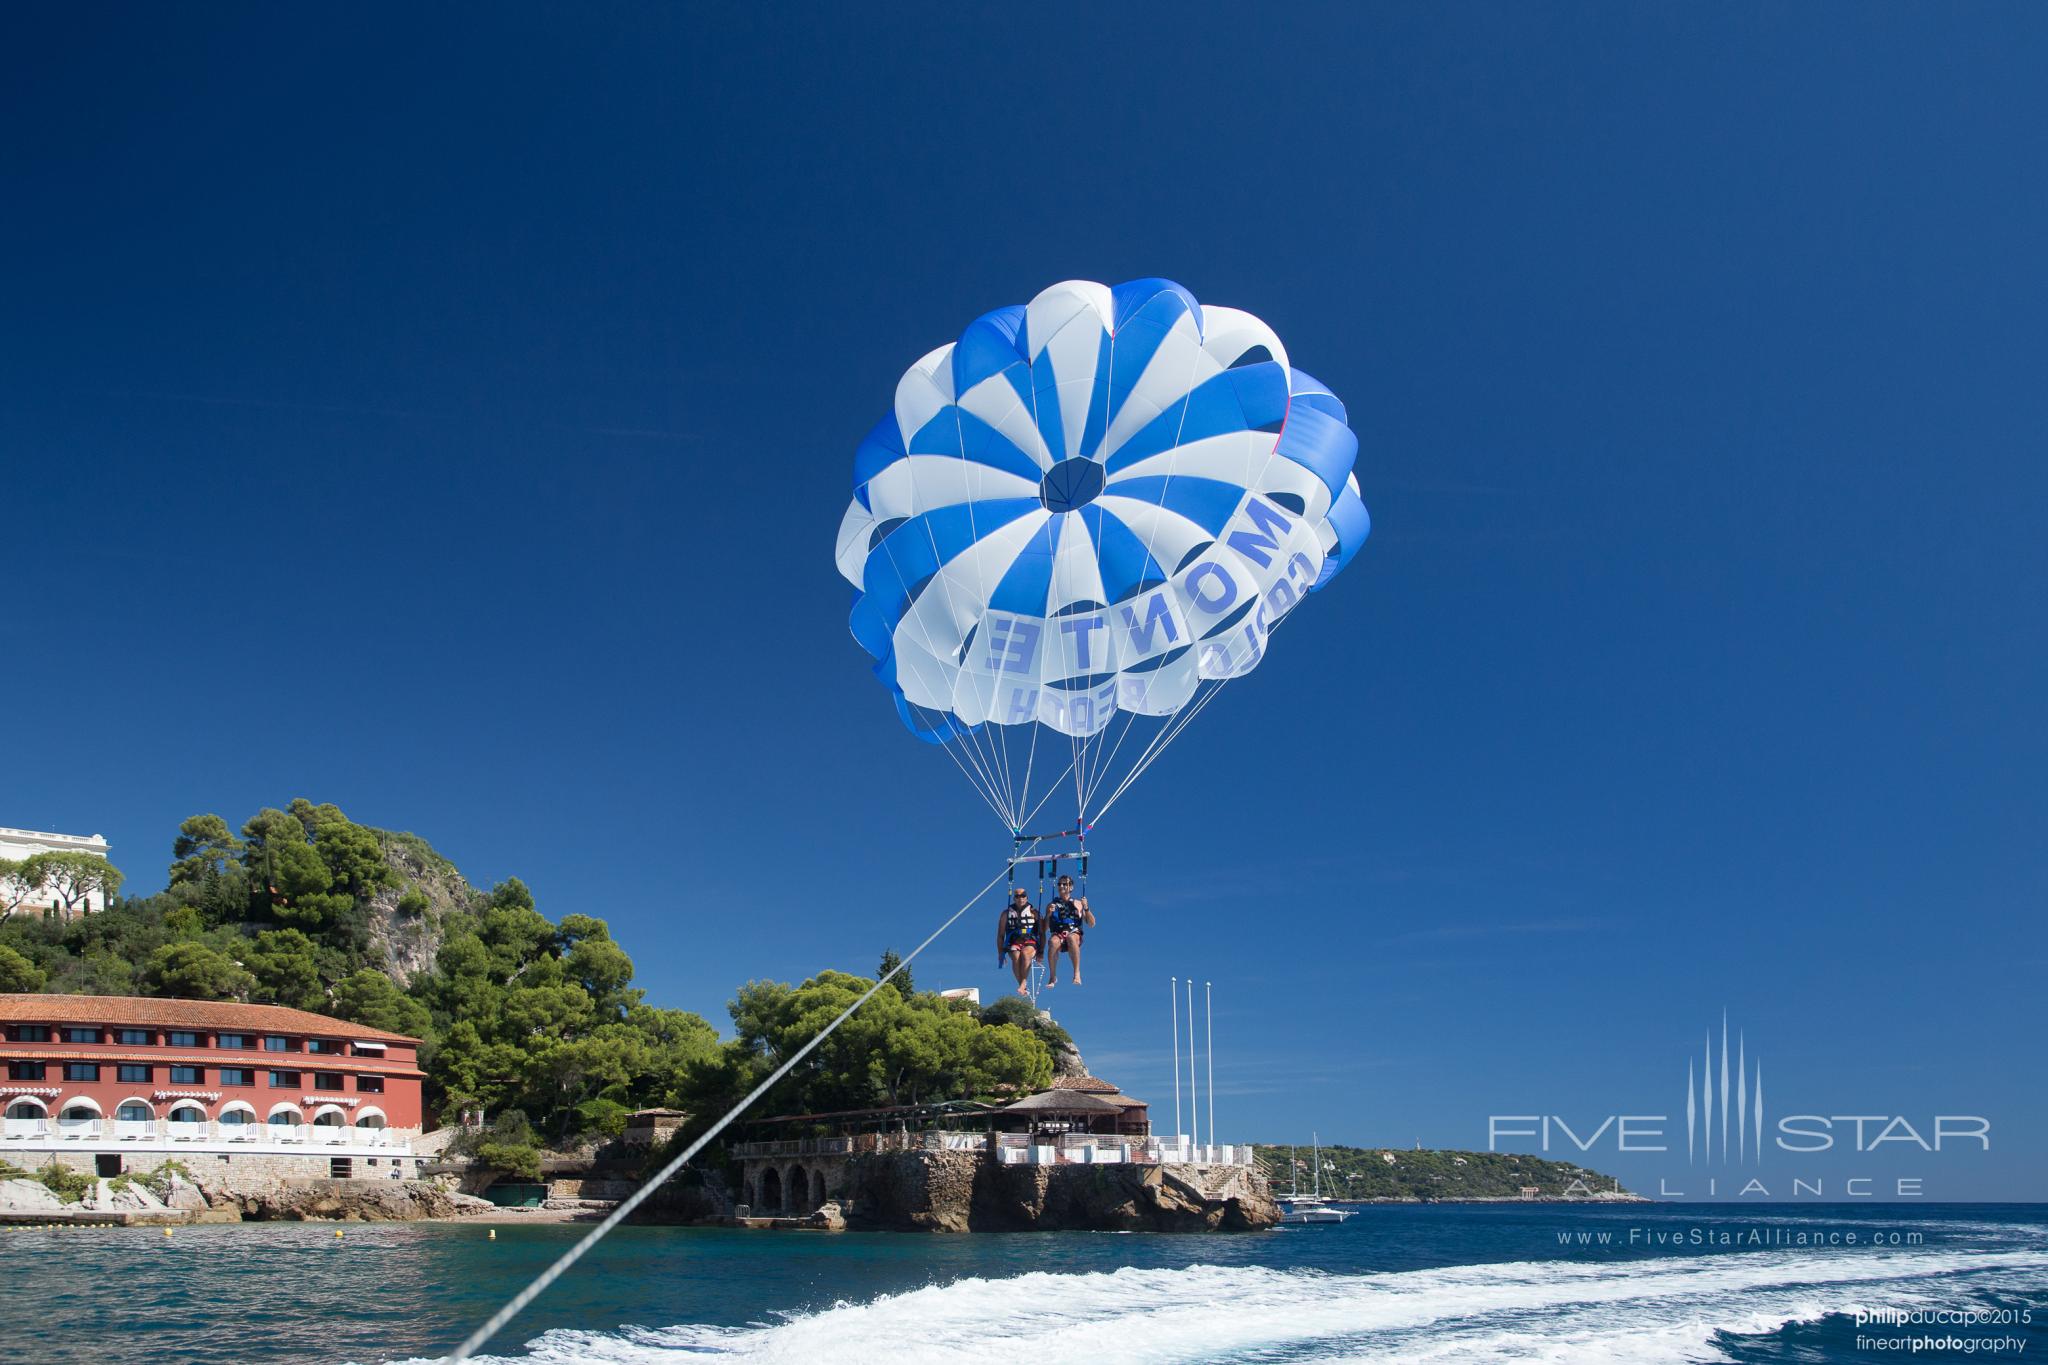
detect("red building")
(0, 994), (425, 1154)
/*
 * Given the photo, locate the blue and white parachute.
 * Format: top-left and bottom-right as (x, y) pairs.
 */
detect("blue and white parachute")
(835, 279), (1368, 829)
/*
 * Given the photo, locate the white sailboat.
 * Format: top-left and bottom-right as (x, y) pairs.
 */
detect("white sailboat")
(1277, 1132), (1352, 1225)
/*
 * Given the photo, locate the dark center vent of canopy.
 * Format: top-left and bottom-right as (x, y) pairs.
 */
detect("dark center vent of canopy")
(1038, 458), (1105, 514)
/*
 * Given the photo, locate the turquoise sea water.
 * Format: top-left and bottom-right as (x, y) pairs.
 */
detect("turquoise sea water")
(7, 1204), (2043, 1363)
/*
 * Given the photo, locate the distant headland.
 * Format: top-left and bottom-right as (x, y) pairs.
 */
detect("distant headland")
(1258, 1143), (1644, 1203)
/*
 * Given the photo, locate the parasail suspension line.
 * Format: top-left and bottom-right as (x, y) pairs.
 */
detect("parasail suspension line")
(1093, 672), (1237, 824)
(441, 847), (1036, 1362)
(936, 731), (1012, 829)
(1017, 714), (1042, 826)
(1013, 750), (1082, 832)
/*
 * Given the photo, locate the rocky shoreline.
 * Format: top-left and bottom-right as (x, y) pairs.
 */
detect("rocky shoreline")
(0, 1173), (495, 1225)
(0, 1156), (1277, 1233)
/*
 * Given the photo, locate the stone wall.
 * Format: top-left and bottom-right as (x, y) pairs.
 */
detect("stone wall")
(833, 1151), (1277, 1233)
(5, 1151), (488, 1221)
(833, 1149), (976, 1231)
(547, 1176), (639, 1201)
(735, 1155), (843, 1216)
(10, 1146), (427, 1197)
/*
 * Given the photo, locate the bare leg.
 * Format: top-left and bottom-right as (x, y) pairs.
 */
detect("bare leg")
(1011, 946), (1035, 995)
(1068, 938), (1082, 987)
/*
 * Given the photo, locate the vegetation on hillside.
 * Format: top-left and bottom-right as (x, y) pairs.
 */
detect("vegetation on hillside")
(1, 849), (124, 918)
(0, 800), (1055, 1145)
(1259, 1144), (1635, 1200)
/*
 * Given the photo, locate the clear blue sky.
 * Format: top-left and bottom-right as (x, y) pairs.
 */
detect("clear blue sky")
(5, 4), (2043, 1198)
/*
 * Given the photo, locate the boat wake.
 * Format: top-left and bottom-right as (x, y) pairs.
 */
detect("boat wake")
(427, 1243), (2048, 1364)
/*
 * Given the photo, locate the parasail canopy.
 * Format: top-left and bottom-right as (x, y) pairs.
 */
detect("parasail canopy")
(836, 278), (1368, 831)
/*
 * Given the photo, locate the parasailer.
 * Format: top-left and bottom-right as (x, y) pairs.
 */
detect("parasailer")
(837, 278), (1368, 988)
(1044, 873), (1093, 988)
(996, 885), (1044, 996)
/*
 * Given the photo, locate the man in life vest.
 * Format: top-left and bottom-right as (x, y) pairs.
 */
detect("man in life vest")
(1043, 874), (1096, 988)
(996, 886), (1042, 996)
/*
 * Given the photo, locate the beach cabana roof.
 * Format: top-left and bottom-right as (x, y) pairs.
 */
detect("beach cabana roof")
(1002, 1089), (1125, 1114)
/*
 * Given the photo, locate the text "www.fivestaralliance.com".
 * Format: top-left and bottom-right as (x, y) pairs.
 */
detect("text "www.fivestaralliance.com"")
(1557, 1227), (1928, 1248)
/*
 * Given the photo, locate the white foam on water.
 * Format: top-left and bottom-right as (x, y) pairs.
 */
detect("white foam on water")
(415, 1245), (2047, 1365)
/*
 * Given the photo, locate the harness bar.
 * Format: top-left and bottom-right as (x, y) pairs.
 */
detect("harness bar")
(1012, 826), (1089, 843)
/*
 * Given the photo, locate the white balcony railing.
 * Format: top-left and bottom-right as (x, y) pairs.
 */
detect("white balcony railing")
(0, 1118), (403, 1148)
(993, 1136), (1256, 1167)
(1147, 1139), (1254, 1166)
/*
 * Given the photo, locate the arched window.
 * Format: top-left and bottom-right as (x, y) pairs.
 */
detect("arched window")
(312, 1108), (346, 1127)
(354, 1108), (387, 1129)
(219, 1105), (253, 1126)
(6, 1099), (48, 1121)
(268, 1109), (302, 1126)
(60, 1102), (100, 1122)
(168, 1105), (206, 1125)
(117, 1101), (154, 1122)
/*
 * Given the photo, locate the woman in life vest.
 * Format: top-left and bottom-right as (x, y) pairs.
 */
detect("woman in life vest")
(996, 886), (1043, 996)
(1043, 873), (1095, 988)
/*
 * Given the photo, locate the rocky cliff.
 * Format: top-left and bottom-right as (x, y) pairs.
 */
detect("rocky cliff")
(364, 827), (483, 984)
(839, 1150), (1277, 1233)
(1047, 1027), (1089, 1079)
(218, 1177), (494, 1221)
(2, 1172), (491, 1223)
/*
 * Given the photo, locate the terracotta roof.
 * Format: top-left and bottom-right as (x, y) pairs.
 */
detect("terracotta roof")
(1049, 1075), (1121, 1093)
(0, 993), (420, 1044)
(1004, 1089), (1124, 1113)
(0, 1047), (425, 1079)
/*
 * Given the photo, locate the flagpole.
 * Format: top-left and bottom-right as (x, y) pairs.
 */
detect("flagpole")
(1206, 980), (1215, 1154)
(1186, 977), (1198, 1157)
(1171, 976), (1182, 1145)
